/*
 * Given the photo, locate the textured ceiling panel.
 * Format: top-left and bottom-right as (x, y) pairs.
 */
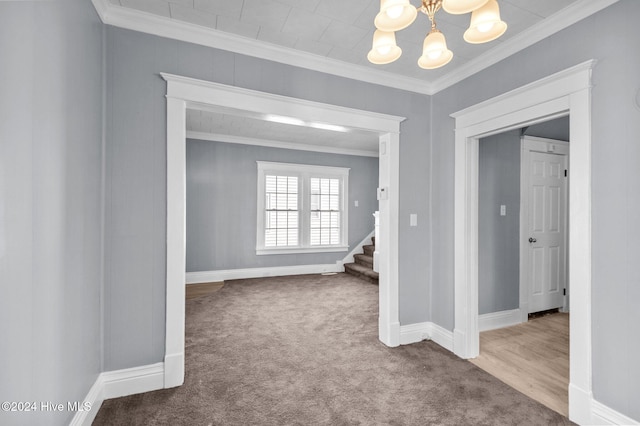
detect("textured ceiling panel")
(186, 108), (380, 155)
(110, 0), (584, 82)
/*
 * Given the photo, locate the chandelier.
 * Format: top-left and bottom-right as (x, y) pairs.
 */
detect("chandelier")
(368, 0), (507, 69)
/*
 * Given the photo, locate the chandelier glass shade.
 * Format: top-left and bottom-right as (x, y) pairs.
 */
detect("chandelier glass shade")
(367, 30), (403, 64)
(441, 0), (488, 15)
(374, 0), (418, 32)
(463, 0), (507, 43)
(418, 29), (453, 69)
(369, 0), (507, 70)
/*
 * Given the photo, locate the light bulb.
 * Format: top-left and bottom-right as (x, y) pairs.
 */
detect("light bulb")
(477, 22), (494, 33)
(427, 50), (442, 59)
(386, 4), (404, 19)
(377, 45), (392, 55)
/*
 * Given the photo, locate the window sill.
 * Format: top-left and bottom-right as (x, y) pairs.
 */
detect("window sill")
(256, 245), (349, 255)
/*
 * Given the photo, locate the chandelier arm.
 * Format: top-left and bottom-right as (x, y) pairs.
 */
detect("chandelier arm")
(418, 0), (442, 30)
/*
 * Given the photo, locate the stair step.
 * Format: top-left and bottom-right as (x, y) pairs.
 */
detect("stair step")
(344, 262), (378, 285)
(363, 244), (375, 257)
(354, 253), (373, 268)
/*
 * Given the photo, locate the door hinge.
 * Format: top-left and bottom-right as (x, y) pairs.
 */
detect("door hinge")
(564, 169), (567, 177)
(563, 289), (566, 296)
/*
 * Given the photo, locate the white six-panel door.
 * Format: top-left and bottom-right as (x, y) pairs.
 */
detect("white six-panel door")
(521, 137), (569, 314)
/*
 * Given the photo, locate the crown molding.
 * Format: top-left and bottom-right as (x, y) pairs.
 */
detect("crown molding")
(91, 0), (432, 95)
(430, 0), (620, 94)
(186, 131), (379, 158)
(93, 0), (619, 96)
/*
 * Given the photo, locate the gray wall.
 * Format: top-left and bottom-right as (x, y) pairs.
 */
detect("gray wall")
(431, 0), (640, 418)
(478, 130), (521, 315)
(104, 26), (432, 370)
(524, 116), (570, 140)
(0, 0), (103, 425)
(186, 140), (378, 272)
(3, 0), (636, 422)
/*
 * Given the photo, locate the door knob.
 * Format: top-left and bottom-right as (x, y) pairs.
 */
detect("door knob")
(528, 237), (537, 243)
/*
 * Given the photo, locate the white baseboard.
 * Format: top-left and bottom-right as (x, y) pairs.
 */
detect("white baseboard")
(186, 264), (342, 284)
(69, 374), (105, 426)
(399, 321), (454, 352)
(592, 399), (639, 425)
(102, 362), (165, 399)
(569, 383), (593, 425)
(429, 322), (454, 352)
(71, 362), (165, 426)
(478, 308), (522, 332)
(164, 352), (185, 388)
(399, 322), (431, 345)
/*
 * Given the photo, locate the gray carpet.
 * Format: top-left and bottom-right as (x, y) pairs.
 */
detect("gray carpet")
(94, 273), (573, 425)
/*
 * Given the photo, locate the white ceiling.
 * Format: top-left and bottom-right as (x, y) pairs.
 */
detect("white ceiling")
(100, 0), (605, 90)
(94, 0), (616, 154)
(185, 106), (381, 156)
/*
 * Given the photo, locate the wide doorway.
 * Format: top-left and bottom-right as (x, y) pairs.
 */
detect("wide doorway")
(452, 60), (594, 424)
(162, 73), (404, 388)
(472, 117), (571, 416)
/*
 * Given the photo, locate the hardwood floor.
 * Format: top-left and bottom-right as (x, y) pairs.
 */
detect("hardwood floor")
(469, 312), (569, 417)
(186, 281), (224, 300)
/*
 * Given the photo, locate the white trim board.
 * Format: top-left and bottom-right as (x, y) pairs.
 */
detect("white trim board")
(101, 363), (165, 400)
(164, 73), (404, 133)
(68, 374), (104, 426)
(592, 400), (640, 425)
(451, 59), (594, 425)
(478, 309), (522, 332)
(399, 322), (454, 352)
(91, 0), (619, 95)
(186, 264), (342, 284)
(163, 74), (404, 390)
(70, 363), (165, 426)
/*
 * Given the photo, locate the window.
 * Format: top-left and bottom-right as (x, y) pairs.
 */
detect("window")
(257, 162), (349, 255)
(264, 175), (299, 248)
(310, 177), (341, 246)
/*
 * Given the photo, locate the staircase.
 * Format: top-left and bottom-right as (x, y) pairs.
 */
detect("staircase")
(344, 237), (378, 285)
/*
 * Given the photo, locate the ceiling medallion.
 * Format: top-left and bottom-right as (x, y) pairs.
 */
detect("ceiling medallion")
(368, 0), (507, 69)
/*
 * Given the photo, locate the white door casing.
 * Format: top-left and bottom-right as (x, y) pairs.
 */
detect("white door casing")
(451, 60), (594, 425)
(162, 74), (405, 389)
(520, 137), (569, 316)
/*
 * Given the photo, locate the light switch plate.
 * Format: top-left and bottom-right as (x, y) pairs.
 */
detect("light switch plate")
(500, 205), (506, 216)
(377, 187), (388, 200)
